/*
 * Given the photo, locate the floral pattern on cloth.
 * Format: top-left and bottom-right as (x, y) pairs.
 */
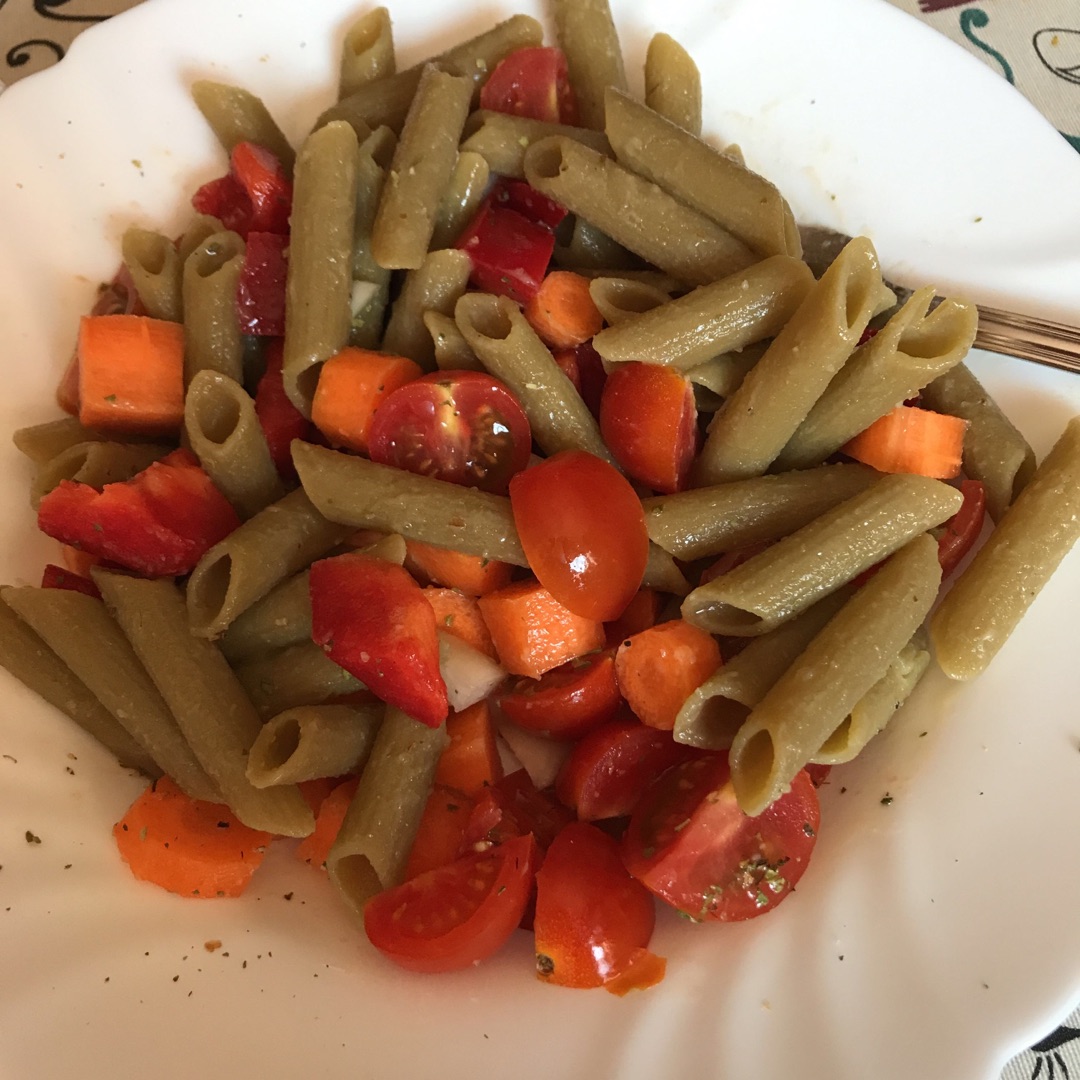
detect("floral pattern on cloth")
(0, 0), (1078, 1078)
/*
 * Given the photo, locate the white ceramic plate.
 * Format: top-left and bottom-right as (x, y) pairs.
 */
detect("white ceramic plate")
(1, 2), (1079, 1078)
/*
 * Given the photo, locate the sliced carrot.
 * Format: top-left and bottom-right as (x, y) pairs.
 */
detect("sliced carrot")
(405, 539), (512, 596)
(295, 776), (359, 871)
(310, 346), (421, 454)
(403, 784), (475, 880)
(523, 271), (604, 349)
(77, 314), (185, 435)
(615, 620), (721, 730)
(842, 405), (968, 479)
(478, 578), (605, 679)
(605, 587), (662, 648)
(434, 700), (504, 797)
(113, 776), (272, 898)
(424, 587), (498, 660)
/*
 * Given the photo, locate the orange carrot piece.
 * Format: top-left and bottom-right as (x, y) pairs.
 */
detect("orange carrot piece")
(113, 777), (272, 898)
(434, 700), (504, 797)
(842, 405), (968, 479)
(523, 271), (604, 349)
(615, 620), (721, 730)
(478, 578), (605, 678)
(403, 784), (475, 880)
(605, 588), (662, 648)
(405, 539), (512, 596)
(295, 776), (359, 870)
(311, 347), (421, 454)
(77, 315), (185, 435)
(424, 587), (498, 660)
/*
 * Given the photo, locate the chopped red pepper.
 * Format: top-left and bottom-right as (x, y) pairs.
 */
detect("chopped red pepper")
(191, 174), (253, 236)
(254, 340), (311, 477)
(309, 553), (448, 728)
(456, 201), (555, 303)
(491, 178), (568, 230)
(40, 564), (101, 599)
(191, 142), (292, 239)
(236, 231), (288, 336)
(37, 449), (240, 578)
(937, 478), (986, 577)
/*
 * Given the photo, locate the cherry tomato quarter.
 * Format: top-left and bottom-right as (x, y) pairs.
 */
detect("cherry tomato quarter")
(364, 833), (538, 973)
(368, 371), (531, 495)
(509, 450), (649, 621)
(479, 46), (577, 125)
(534, 822), (656, 988)
(623, 754), (820, 921)
(599, 362), (699, 494)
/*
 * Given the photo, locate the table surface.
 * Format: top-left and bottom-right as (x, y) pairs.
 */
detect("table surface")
(1, 2), (1078, 1079)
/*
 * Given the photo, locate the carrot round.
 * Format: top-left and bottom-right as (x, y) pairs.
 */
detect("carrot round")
(842, 405), (968, 479)
(113, 776), (272, 898)
(78, 314), (185, 435)
(615, 620), (721, 730)
(311, 347), (422, 454)
(524, 271), (604, 349)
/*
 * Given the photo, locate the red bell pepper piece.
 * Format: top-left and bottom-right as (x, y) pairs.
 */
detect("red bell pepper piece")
(309, 553), (448, 728)
(40, 564), (101, 599)
(230, 142), (292, 235)
(36, 449), (240, 578)
(254, 340), (311, 477)
(937, 478), (986, 577)
(191, 174), (253, 237)
(456, 202), (555, 304)
(491, 179), (568, 230)
(236, 232), (288, 336)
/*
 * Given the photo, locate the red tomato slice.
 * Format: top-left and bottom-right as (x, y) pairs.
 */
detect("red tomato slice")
(534, 822), (656, 988)
(937, 478), (986, 577)
(368, 371), (532, 495)
(509, 450), (649, 621)
(364, 833), (538, 973)
(479, 46), (577, 125)
(555, 714), (695, 821)
(623, 754), (819, 921)
(599, 362), (699, 494)
(497, 650), (621, 740)
(463, 769), (574, 854)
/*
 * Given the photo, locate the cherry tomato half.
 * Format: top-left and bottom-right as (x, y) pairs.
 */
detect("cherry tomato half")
(599, 362), (699, 494)
(479, 46), (577, 125)
(498, 649), (621, 740)
(937, 478), (986, 577)
(368, 371), (532, 494)
(364, 832), (538, 973)
(622, 754), (819, 921)
(534, 822), (656, 988)
(509, 450), (649, 621)
(463, 769), (574, 854)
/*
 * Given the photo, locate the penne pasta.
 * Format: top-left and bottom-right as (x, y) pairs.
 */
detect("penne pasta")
(338, 6), (395, 100)
(190, 80), (295, 174)
(236, 640), (365, 719)
(460, 110), (611, 180)
(644, 33), (702, 136)
(551, 0), (627, 130)
(429, 150), (489, 251)
(181, 229), (246, 386)
(30, 440), (169, 509)
(121, 226), (183, 322)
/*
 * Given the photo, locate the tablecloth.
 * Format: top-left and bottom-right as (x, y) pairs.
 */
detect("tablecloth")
(0, 2), (1077, 1078)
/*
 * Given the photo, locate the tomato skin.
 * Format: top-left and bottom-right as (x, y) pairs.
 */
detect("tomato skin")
(365, 833), (538, 974)
(498, 650), (621, 740)
(509, 450), (649, 621)
(599, 363), (699, 494)
(555, 714), (696, 821)
(534, 822), (656, 988)
(937, 479), (986, 577)
(368, 370), (532, 495)
(463, 769), (574, 854)
(479, 46), (577, 125)
(623, 754), (819, 922)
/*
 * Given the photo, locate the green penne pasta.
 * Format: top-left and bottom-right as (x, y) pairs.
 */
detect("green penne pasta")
(930, 415), (1080, 680)
(327, 706), (448, 914)
(454, 291), (615, 463)
(186, 488), (354, 638)
(552, 218), (642, 273)
(774, 287), (978, 471)
(685, 346), (765, 404)
(552, 0), (627, 129)
(587, 276), (671, 326)
(1, 586), (218, 802)
(0, 595), (158, 774)
(460, 110), (611, 180)
(122, 226), (183, 322)
(184, 370), (285, 520)
(429, 150), (489, 251)
(182, 229), (246, 386)
(176, 213), (225, 265)
(592, 255), (814, 370)
(283, 121), (360, 416)
(644, 33), (702, 136)
(644, 463), (878, 562)
(523, 136), (756, 287)
(338, 7), (395, 100)
(246, 703), (383, 787)
(350, 127), (394, 349)
(13, 416), (109, 465)
(236, 640), (365, 719)
(681, 473), (961, 635)
(94, 570), (313, 836)
(729, 533), (941, 815)
(31, 440), (170, 509)
(424, 311), (483, 371)
(190, 80), (295, 174)
(693, 237), (890, 485)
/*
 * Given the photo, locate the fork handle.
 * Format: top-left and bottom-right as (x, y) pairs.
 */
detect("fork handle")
(975, 306), (1080, 375)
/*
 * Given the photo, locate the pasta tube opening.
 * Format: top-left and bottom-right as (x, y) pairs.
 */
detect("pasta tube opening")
(187, 551), (233, 630)
(736, 728), (776, 808)
(526, 138), (566, 181)
(188, 232), (244, 279)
